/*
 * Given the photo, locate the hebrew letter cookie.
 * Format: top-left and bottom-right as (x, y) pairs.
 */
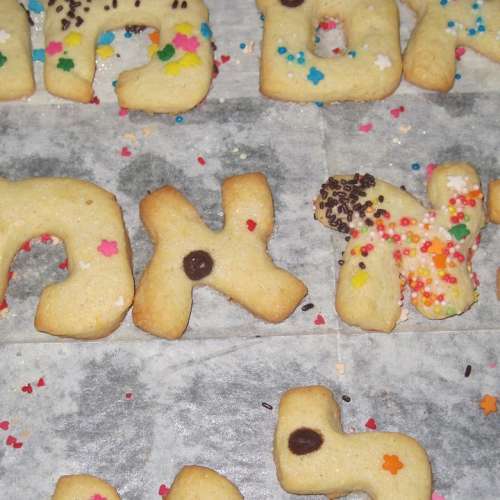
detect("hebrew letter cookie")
(314, 163), (485, 332)
(256, 0), (402, 102)
(133, 172), (308, 339)
(52, 474), (120, 500)
(0, 177), (134, 339)
(274, 386), (432, 499)
(167, 466), (243, 499)
(0, 0), (35, 100)
(42, 0), (214, 113)
(403, 0), (500, 91)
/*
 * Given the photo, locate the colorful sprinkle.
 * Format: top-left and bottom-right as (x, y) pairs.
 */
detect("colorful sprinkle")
(63, 32), (82, 47)
(449, 223), (470, 240)
(411, 163), (421, 171)
(28, 0), (44, 13)
(96, 45), (114, 59)
(358, 122), (373, 133)
(172, 33), (200, 53)
(365, 418), (377, 430)
(57, 57), (75, 71)
(480, 394), (497, 415)
(390, 105), (405, 118)
(314, 314), (326, 325)
(197, 156), (206, 166)
(120, 147), (132, 157)
(455, 47), (466, 61)
(175, 115), (184, 124)
(0, 52), (6, 68)
(32, 48), (45, 62)
(200, 22), (213, 39)
(46, 41), (63, 56)
(119, 107), (128, 117)
(97, 240), (119, 257)
(382, 454), (404, 475)
(246, 219), (257, 231)
(307, 67), (324, 85)
(432, 492), (446, 500)
(158, 484), (170, 496)
(97, 31), (115, 46)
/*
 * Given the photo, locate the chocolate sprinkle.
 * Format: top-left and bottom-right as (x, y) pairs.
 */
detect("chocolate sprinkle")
(183, 250), (214, 281)
(289, 428), (323, 455)
(359, 262), (366, 269)
(261, 402), (273, 410)
(281, 0), (305, 6)
(464, 364), (472, 377)
(301, 303), (314, 311)
(342, 395), (351, 403)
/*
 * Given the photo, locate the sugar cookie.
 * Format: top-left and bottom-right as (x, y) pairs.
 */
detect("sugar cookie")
(403, 0), (500, 91)
(256, 0), (402, 102)
(52, 474), (120, 500)
(133, 172), (308, 339)
(274, 386), (432, 499)
(314, 163), (485, 332)
(488, 179), (500, 223)
(167, 466), (243, 499)
(42, 0), (214, 113)
(0, 177), (134, 339)
(0, 0), (35, 101)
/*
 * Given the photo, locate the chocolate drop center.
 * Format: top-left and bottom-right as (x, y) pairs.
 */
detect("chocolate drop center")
(183, 250), (214, 281)
(288, 427), (323, 455)
(281, 0), (305, 7)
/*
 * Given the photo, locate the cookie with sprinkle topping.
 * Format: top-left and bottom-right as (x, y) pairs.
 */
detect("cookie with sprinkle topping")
(314, 163), (486, 332)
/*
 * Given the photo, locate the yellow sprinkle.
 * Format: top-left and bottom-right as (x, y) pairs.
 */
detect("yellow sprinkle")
(165, 61), (181, 76)
(179, 52), (202, 68)
(449, 207), (456, 214)
(417, 267), (429, 277)
(64, 31), (82, 47)
(433, 305), (442, 314)
(438, 270), (445, 277)
(148, 43), (159, 58)
(351, 270), (369, 289)
(96, 44), (114, 59)
(175, 23), (193, 35)
(409, 248), (416, 257)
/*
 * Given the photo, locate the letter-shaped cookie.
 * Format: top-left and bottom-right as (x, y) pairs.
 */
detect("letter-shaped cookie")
(314, 163), (485, 332)
(403, 0), (500, 91)
(274, 386), (432, 499)
(0, 0), (35, 100)
(488, 180), (500, 300)
(256, 0), (402, 102)
(167, 466), (243, 499)
(133, 172), (308, 339)
(42, 0), (214, 113)
(52, 474), (120, 500)
(0, 177), (134, 339)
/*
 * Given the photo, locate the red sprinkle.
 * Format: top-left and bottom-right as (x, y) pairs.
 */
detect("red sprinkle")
(21, 240), (32, 252)
(314, 314), (325, 325)
(0, 421), (9, 431)
(455, 47), (466, 61)
(358, 122), (373, 133)
(365, 418), (377, 430)
(36, 377), (45, 388)
(246, 219), (257, 232)
(58, 259), (68, 270)
(0, 299), (7, 311)
(158, 484), (170, 496)
(7, 271), (14, 282)
(21, 384), (33, 394)
(119, 107), (128, 117)
(120, 147), (132, 157)
(125, 393), (133, 400)
(220, 54), (231, 64)
(197, 156), (206, 166)
(90, 95), (100, 105)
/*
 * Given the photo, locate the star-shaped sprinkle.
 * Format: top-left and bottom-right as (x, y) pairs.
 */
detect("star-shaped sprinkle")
(480, 394), (497, 415)
(97, 240), (119, 257)
(0, 30), (11, 44)
(382, 454), (404, 475)
(307, 66), (324, 85)
(374, 54), (392, 70)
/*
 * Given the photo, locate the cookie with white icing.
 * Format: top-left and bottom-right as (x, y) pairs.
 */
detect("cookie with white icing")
(403, 0), (500, 91)
(0, 177), (134, 339)
(314, 163), (485, 332)
(0, 0), (35, 101)
(274, 386), (432, 499)
(133, 172), (308, 339)
(42, 0), (214, 112)
(256, 0), (402, 102)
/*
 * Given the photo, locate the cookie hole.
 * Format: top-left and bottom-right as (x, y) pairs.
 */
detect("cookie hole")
(313, 17), (347, 59)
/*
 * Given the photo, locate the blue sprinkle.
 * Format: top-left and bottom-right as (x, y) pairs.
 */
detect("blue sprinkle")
(260, 14), (265, 21)
(112, 80), (118, 87)
(468, 28), (477, 36)
(315, 35), (320, 44)
(476, 16), (484, 23)
(472, 2), (480, 9)
(298, 51), (305, 57)
(440, 0), (448, 5)
(411, 162), (421, 171)
(239, 42), (246, 50)
(297, 57), (305, 65)
(348, 50), (357, 58)
(200, 22), (213, 39)
(478, 25), (485, 32)
(315, 101), (324, 107)
(175, 115), (184, 124)
(124, 31), (133, 39)
(447, 21), (455, 27)
(307, 67), (324, 85)
(277, 46), (287, 55)
(97, 31), (115, 46)
(287, 54), (294, 61)
(455, 73), (462, 80)
(32, 48), (45, 62)
(28, 0), (44, 13)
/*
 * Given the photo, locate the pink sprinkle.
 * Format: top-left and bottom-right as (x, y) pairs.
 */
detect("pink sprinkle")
(58, 259), (68, 270)
(489, 363), (497, 369)
(455, 47), (466, 61)
(0, 421), (9, 431)
(91, 495), (107, 500)
(46, 41), (63, 56)
(40, 234), (53, 244)
(314, 314), (325, 325)
(97, 239), (119, 257)
(358, 123), (373, 133)
(426, 163), (437, 178)
(197, 156), (206, 166)
(390, 105), (405, 118)
(121, 147), (132, 157)
(119, 107), (128, 117)
(172, 33), (200, 52)
(432, 492), (445, 500)
(158, 484), (170, 496)
(319, 20), (337, 31)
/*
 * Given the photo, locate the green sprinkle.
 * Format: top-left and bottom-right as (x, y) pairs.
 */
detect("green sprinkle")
(0, 52), (7, 68)
(361, 226), (368, 233)
(157, 44), (175, 61)
(449, 223), (470, 240)
(57, 57), (74, 71)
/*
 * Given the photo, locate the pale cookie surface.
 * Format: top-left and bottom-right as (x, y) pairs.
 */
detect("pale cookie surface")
(133, 172), (307, 339)
(52, 474), (120, 500)
(0, 177), (134, 339)
(403, 0), (500, 91)
(167, 465), (243, 499)
(0, 0), (35, 100)
(314, 163), (485, 332)
(488, 179), (500, 223)
(256, 0), (402, 102)
(274, 386), (432, 499)
(42, 0), (214, 112)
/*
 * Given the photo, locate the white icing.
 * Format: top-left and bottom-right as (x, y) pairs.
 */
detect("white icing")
(374, 54), (391, 70)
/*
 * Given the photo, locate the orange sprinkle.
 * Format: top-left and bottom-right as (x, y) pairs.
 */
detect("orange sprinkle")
(480, 394), (497, 416)
(382, 454), (404, 475)
(433, 254), (447, 269)
(428, 238), (445, 254)
(149, 31), (160, 44)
